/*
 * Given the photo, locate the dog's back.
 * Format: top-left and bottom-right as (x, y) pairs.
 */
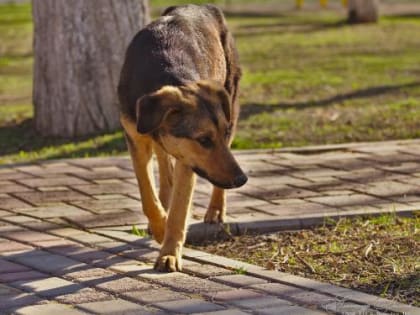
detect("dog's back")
(118, 4), (240, 121)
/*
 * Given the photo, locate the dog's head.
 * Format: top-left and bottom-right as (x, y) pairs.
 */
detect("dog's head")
(136, 80), (247, 189)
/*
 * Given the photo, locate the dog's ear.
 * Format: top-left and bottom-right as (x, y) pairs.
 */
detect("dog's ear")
(136, 86), (182, 134)
(196, 80), (231, 122)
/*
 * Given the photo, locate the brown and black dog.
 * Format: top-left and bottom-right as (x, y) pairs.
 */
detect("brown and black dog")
(118, 4), (247, 272)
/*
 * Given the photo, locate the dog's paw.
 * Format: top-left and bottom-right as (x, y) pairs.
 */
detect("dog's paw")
(204, 207), (225, 224)
(154, 254), (182, 272)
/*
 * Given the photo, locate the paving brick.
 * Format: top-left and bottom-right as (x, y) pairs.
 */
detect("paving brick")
(0, 240), (33, 254)
(0, 270), (47, 283)
(93, 254), (135, 269)
(17, 163), (87, 175)
(17, 176), (90, 188)
(122, 288), (189, 304)
(71, 182), (138, 195)
(67, 232), (112, 245)
(38, 186), (70, 192)
(361, 181), (420, 198)
(65, 211), (145, 229)
(21, 204), (91, 219)
(0, 196), (31, 209)
(306, 194), (386, 208)
(323, 301), (371, 315)
(95, 241), (135, 253)
(0, 293), (44, 311)
(12, 277), (85, 298)
(243, 186), (317, 201)
(73, 167), (134, 180)
(18, 220), (62, 231)
(229, 296), (292, 310)
(55, 287), (112, 304)
(250, 283), (303, 297)
(0, 258), (29, 273)
(139, 270), (232, 294)
(0, 283), (22, 295)
(64, 267), (116, 282)
(120, 248), (160, 263)
(12, 250), (86, 275)
(69, 157), (131, 168)
(77, 299), (157, 315)
(182, 260), (233, 277)
(65, 247), (116, 264)
(253, 202), (336, 217)
(2, 215), (40, 224)
(0, 209), (12, 217)
(14, 190), (91, 205)
(94, 276), (153, 293)
(191, 310), (249, 315)
(4, 230), (59, 243)
(207, 289), (264, 302)
(33, 238), (80, 249)
(0, 183), (32, 193)
(212, 274), (268, 288)
(14, 303), (88, 315)
(154, 298), (225, 314)
(49, 227), (87, 238)
(46, 244), (86, 257)
(378, 162), (420, 174)
(258, 305), (326, 315)
(0, 170), (33, 181)
(70, 197), (140, 213)
(287, 291), (337, 307)
(108, 261), (150, 274)
(336, 168), (400, 183)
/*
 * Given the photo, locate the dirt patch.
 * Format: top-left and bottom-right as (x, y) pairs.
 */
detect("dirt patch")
(193, 213), (420, 306)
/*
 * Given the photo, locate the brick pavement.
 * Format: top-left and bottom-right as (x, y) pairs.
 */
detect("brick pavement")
(0, 139), (419, 314)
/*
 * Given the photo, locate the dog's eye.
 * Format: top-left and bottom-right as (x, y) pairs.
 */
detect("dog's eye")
(196, 136), (213, 149)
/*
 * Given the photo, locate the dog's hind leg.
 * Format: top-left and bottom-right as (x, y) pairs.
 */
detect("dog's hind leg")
(155, 160), (195, 272)
(205, 187), (226, 223)
(121, 117), (167, 244)
(154, 143), (174, 211)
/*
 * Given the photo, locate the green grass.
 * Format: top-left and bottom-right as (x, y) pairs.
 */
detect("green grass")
(194, 212), (420, 306)
(0, 2), (420, 164)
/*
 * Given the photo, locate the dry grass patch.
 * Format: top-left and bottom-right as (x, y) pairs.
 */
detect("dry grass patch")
(194, 212), (420, 306)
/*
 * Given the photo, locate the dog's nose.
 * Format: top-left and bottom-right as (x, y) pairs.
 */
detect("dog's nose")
(233, 174), (248, 187)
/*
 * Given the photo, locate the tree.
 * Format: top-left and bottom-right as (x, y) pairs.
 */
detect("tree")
(348, 0), (379, 24)
(32, 0), (149, 137)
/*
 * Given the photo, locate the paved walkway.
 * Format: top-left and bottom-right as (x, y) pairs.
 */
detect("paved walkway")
(0, 139), (419, 314)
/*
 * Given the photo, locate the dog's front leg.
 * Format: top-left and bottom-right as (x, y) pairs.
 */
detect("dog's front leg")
(121, 117), (167, 243)
(154, 143), (174, 210)
(205, 187), (226, 223)
(154, 161), (195, 272)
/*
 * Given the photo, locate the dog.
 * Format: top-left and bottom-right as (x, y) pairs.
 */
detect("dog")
(117, 4), (247, 272)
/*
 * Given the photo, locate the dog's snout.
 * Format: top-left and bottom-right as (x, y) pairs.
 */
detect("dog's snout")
(233, 173), (248, 188)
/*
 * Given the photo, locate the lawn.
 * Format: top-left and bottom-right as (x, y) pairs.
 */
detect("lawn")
(0, 2), (420, 163)
(193, 213), (420, 306)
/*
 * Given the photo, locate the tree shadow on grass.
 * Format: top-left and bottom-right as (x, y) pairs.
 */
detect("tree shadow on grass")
(235, 19), (348, 37)
(240, 81), (420, 120)
(0, 118), (127, 162)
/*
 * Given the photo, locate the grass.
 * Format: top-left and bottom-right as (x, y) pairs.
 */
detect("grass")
(193, 212), (420, 306)
(0, 2), (420, 164)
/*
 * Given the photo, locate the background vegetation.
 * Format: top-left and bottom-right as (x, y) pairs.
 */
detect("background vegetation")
(1, 1), (419, 164)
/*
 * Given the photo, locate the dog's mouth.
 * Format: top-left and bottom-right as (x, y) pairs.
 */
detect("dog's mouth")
(192, 167), (248, 189)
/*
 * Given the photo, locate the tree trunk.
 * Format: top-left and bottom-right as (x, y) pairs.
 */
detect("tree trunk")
(348, 0), (379, 23)
(32, 0), (149, 137)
